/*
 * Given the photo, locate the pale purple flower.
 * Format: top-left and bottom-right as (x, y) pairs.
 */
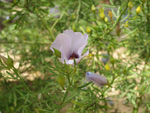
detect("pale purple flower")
(6, 16), (10, 20)
(50, 30), (89, 65)
(86, 72), (107, 87)
(49, 6), (60, 18)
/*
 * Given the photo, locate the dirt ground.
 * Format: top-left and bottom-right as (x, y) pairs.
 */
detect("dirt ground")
(107, 97), (143, 113)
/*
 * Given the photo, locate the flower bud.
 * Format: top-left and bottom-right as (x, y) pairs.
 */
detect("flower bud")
(86, 27), (91, 33)
(99, 8), (105, 20)
(0, 55), (8, 65)
(136, 6), (141, 14)
(0, 55), (13, 69)
(108, 11), (113, 19)
(124, 21), (129, 27)
(102, 53), (109, 64)
(105, 63), (110, 71)
(99, 8), (104, 13)
(57, 75), (65, 88)
(128, 1), (133, 9)
(91, 4), (96, 11)
(86, 72), (108, 87)
(104, 17), (108, 22)
(99, 12), (105, 19)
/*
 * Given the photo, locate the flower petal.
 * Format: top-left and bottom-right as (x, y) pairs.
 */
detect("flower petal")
(75, 33), (88, 56)
(75, 50), (89, 64)
(63, 50), (89, 65)
(66, 59), (74, 65)
(64, 30), (88, 54)
(58, 46), (68, 63)
(51, 33), (72, 59)
(73, 33), (88, 53)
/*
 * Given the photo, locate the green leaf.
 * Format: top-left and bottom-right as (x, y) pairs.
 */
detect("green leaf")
(57, 75), (65, 88)
(53, 48), (61, 58)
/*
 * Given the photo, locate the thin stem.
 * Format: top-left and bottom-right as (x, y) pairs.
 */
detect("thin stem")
(104, 0), (129, 36)
(57, 85), (70, 112)
(12, 67), (31, 92)
(50, 19), (59, 30)
(36, 13), (55, 41)
(66, 72), (72, 85)
(146, 0), (150, 34)
(101, 73), (117, 96)
(75, 0), (81, 23)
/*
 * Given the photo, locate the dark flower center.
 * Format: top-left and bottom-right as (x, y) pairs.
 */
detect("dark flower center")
(69, 52), (79, 59)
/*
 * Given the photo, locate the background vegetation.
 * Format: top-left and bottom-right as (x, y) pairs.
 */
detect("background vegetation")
(0, 0), (150, 112)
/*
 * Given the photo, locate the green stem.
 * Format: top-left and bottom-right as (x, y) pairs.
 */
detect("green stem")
(146, 0), (150, 34)
(36, 13), (55, 41)
(57, 86), (70, 112)
(104, 0), (129, 36)
(101, 73), (116, 96)
(13, 67), (31, 92)
(147, 0), (150, 13)
(75, 0), (81, 23)
(50, 19), (59, 30)
(66, 72), (72, 85)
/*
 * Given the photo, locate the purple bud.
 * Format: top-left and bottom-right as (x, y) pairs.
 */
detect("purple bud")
(86, 72), (107, 87)
(101, 53), (109, 64)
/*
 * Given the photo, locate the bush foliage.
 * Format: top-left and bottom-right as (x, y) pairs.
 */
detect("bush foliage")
(0, 0), (150, 112)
